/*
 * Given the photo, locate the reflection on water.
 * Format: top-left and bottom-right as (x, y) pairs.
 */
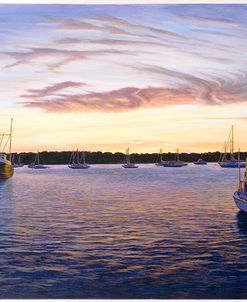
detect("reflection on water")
(237, 211), (247, 236)
(0, 164), (247, 298)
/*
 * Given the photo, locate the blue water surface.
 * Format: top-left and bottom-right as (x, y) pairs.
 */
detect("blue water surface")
(0, 163), (247, 299)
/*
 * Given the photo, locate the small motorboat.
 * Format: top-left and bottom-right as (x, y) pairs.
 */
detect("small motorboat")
(122, 147), (138, 168)
(194, 158), (207, 165)
(28, 162), (35, 168)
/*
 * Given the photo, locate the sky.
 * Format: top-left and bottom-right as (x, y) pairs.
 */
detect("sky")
(0, 4), (246, 153)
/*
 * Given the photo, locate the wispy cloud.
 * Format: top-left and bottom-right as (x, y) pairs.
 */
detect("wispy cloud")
(20, 86), (195, 113)
(21, 81), (86, 98)
(20, 69), (247, 113)
(2, 47), (136, 71)
(1, 4), (246, 116)
(178, 15), (239, 27)
(131, 65), (247, 105)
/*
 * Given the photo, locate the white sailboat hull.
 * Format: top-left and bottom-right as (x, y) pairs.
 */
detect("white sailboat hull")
(69, 164), (90, 169)
(233, 192), (247, 212)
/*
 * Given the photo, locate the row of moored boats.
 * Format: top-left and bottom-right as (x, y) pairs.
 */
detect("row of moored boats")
(1, 121), (247, 213)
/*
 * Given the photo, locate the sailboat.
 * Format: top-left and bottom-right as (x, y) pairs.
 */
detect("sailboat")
(13, 154), (24, 168)
(163, 148), (187, 167)
(28, 152), (48, 169)
(0, 118), (14, 180)
(122, 147), (138, 168)
(218, 125), (245, 168)
(233, 151), (247, 212)
(68, 150), (90, 169)
(155, 148), (166, 166)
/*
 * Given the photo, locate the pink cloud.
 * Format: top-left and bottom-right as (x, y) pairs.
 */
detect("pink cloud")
(20, 86), (196, 113)
(21, 81), (86, 98)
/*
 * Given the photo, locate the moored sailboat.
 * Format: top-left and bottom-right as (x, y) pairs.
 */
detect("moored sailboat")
(13, 154), (24, 168)
(28, 152), (48, 169)
(68, 150), (90, 169)
(163, 148), (187, 167)
(233, 153), (247, 212)
(155, 148), (166, 166)
(219, 125), (245, 168)
(122, 147), (138, 168)
(0, 118), (14, 180)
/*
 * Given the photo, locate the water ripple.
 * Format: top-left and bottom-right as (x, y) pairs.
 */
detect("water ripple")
(0, 163), (246, 298)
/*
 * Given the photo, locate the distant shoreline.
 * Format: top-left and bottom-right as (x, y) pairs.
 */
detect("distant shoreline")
(11, 150), (247, 165)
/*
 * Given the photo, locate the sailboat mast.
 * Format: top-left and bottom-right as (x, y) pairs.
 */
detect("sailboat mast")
(126, 147), (130, 163)
(9, 118), (13, 162)
(245, 158), (247, 179)
(238, 148), (241, 182)
(83, 151), (85, 164)
(232, 125), (234, 157)
(77, 150), (80, 164)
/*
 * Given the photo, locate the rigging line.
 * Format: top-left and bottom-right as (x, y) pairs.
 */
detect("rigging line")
(0, 133), (5, 150)
(2, 136), (10, 152)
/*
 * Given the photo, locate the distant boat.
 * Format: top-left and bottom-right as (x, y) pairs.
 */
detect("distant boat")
(28, 152), (48, 169)
(194, 158), (207, 165)
(0, 118), (14, 180)
(13, 154), (24, 168)
(155, 148), (166, 166)
(218, 125), (245, 168)
(68, 150), (90, 169)
(122, 147), (138, 168)
(163, 148), (187, 167)
(233, 156), (247, 212)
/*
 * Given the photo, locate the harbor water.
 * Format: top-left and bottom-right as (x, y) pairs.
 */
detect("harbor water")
(1, 163), (247, 298)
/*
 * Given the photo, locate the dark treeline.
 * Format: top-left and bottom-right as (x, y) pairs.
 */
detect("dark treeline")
(11, 151), (247, 165)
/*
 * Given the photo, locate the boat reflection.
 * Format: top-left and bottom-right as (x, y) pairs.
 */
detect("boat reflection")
(236, 211), (247, 237)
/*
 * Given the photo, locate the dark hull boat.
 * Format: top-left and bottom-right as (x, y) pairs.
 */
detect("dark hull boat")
(122, 163), (138, 168)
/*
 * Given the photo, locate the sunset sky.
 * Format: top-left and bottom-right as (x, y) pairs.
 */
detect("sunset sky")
(0, 4), (247, 153)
